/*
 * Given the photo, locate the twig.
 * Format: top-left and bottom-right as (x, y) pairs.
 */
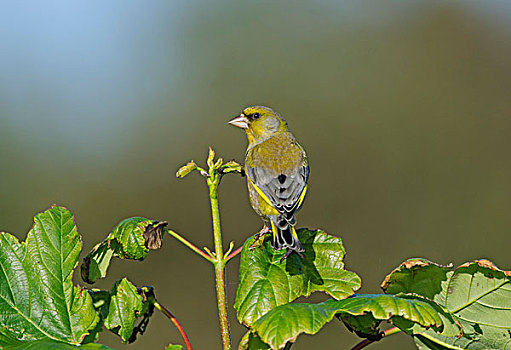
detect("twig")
(351, 327), (401, 350)
(154, 301), (193, 350)
(166, 229), (214, 263)
(225, 245), (243, 262)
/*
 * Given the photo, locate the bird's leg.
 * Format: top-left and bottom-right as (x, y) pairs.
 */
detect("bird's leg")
(249, 223), (271, 250)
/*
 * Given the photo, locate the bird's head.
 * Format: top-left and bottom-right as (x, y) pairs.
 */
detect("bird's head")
(229, 106), (288, 144)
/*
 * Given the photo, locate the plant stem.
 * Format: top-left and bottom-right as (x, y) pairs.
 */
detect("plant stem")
(154, 301), (193, 350)
(166, 229), (214, 262)
(177, 150), (242, 349)
(209, 183), (225, 262)
(214, 262), (231, 350)
(351, 327), (401, 350)
(208, 175), (232, 350)
(225, 245), (243, 262)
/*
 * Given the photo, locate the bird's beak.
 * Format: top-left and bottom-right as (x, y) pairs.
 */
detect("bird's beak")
(228, 114), (249, 129)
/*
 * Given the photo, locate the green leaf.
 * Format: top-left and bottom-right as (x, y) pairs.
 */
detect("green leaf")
(0, 206), (99, 345)
(83, 282), (155, 344)
(220, 160), (243, 174)
(235, 228), (361, 327)
(382, 259), (511, 349)
(339, 313), (382, 341)
(81, 218), (166, 283)
(3, 339), (112, 349)
(207, 147), (216, 168)
(238, 331), (271, 350)
(176, 160), (197, 178)
(381, 258), (451, 300)
(103, 279), (154, 343)
(80, 240), (119, 285)
(252, 302), (338, 349)
(415, 320), (511, 350)
(414, 335), (451, 350)
(251, 294), (456, 350)
(81, 290), (111, 344)
(104, 278), (144, 342)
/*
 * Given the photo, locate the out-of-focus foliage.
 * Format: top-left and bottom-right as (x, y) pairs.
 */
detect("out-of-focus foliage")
(1, 2), (510, 349)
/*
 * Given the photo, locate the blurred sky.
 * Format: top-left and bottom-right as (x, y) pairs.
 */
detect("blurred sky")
(1, 1), (511, 349)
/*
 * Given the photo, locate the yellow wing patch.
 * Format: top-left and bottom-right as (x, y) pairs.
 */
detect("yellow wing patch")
(297, 185), (308, 209)
(248, 177), (273, 206)
(248, 176), (307, 214)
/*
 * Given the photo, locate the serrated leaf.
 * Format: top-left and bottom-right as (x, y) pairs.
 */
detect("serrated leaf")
(252, 294), (456, 350)
(84, 282), (155, 345)
(81, 218), (166, 283)
(333, 294), (452, 330)
(383, 259), (511, 349)
(234, 228), (361, 327)
(0, 206), (98, 345)
(252, 302), (338, 349)
(3, 339), (113, 349)
(381, 258), (451, 299)
(104, 278), (145, 343)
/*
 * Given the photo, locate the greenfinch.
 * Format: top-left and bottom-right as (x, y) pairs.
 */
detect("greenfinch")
(229, 106), (309, 258)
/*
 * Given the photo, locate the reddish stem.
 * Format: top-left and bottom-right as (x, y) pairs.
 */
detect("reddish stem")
(154, 301), (193, 350)
(351, 326), (401, 350)
(167, 229), (214, 262)
(224, 246), (243, 262)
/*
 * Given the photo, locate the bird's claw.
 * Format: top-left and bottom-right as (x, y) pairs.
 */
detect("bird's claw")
(249, 224), (271, 250)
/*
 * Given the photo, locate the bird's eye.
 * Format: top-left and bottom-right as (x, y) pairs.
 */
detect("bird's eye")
(253, 113), (260, 119)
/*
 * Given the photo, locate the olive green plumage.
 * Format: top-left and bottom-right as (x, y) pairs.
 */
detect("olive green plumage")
(229, 106), (309, 255)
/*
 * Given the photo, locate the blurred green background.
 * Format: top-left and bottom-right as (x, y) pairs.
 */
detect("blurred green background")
(1, 1), (510, 349)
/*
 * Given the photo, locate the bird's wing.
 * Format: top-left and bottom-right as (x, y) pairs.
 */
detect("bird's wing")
(246, 148), (309, 217)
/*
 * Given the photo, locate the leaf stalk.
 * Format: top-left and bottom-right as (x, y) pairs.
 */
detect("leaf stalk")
(154, 301), (193, 350)
(351, 326), (401, 350)
(166, 229), (214, 263)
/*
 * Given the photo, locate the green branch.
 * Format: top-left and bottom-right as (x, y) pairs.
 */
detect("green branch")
(207, 150), (231, 350)
(176, 148), (244, 350)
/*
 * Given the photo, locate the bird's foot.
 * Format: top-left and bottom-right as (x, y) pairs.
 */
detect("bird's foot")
(249, 224), (271, 250)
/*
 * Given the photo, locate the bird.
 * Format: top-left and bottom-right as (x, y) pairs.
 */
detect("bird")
(229, 106), (309, 259)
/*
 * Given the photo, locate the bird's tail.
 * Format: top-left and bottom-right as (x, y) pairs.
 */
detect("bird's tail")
(270, 214), (304, 253)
